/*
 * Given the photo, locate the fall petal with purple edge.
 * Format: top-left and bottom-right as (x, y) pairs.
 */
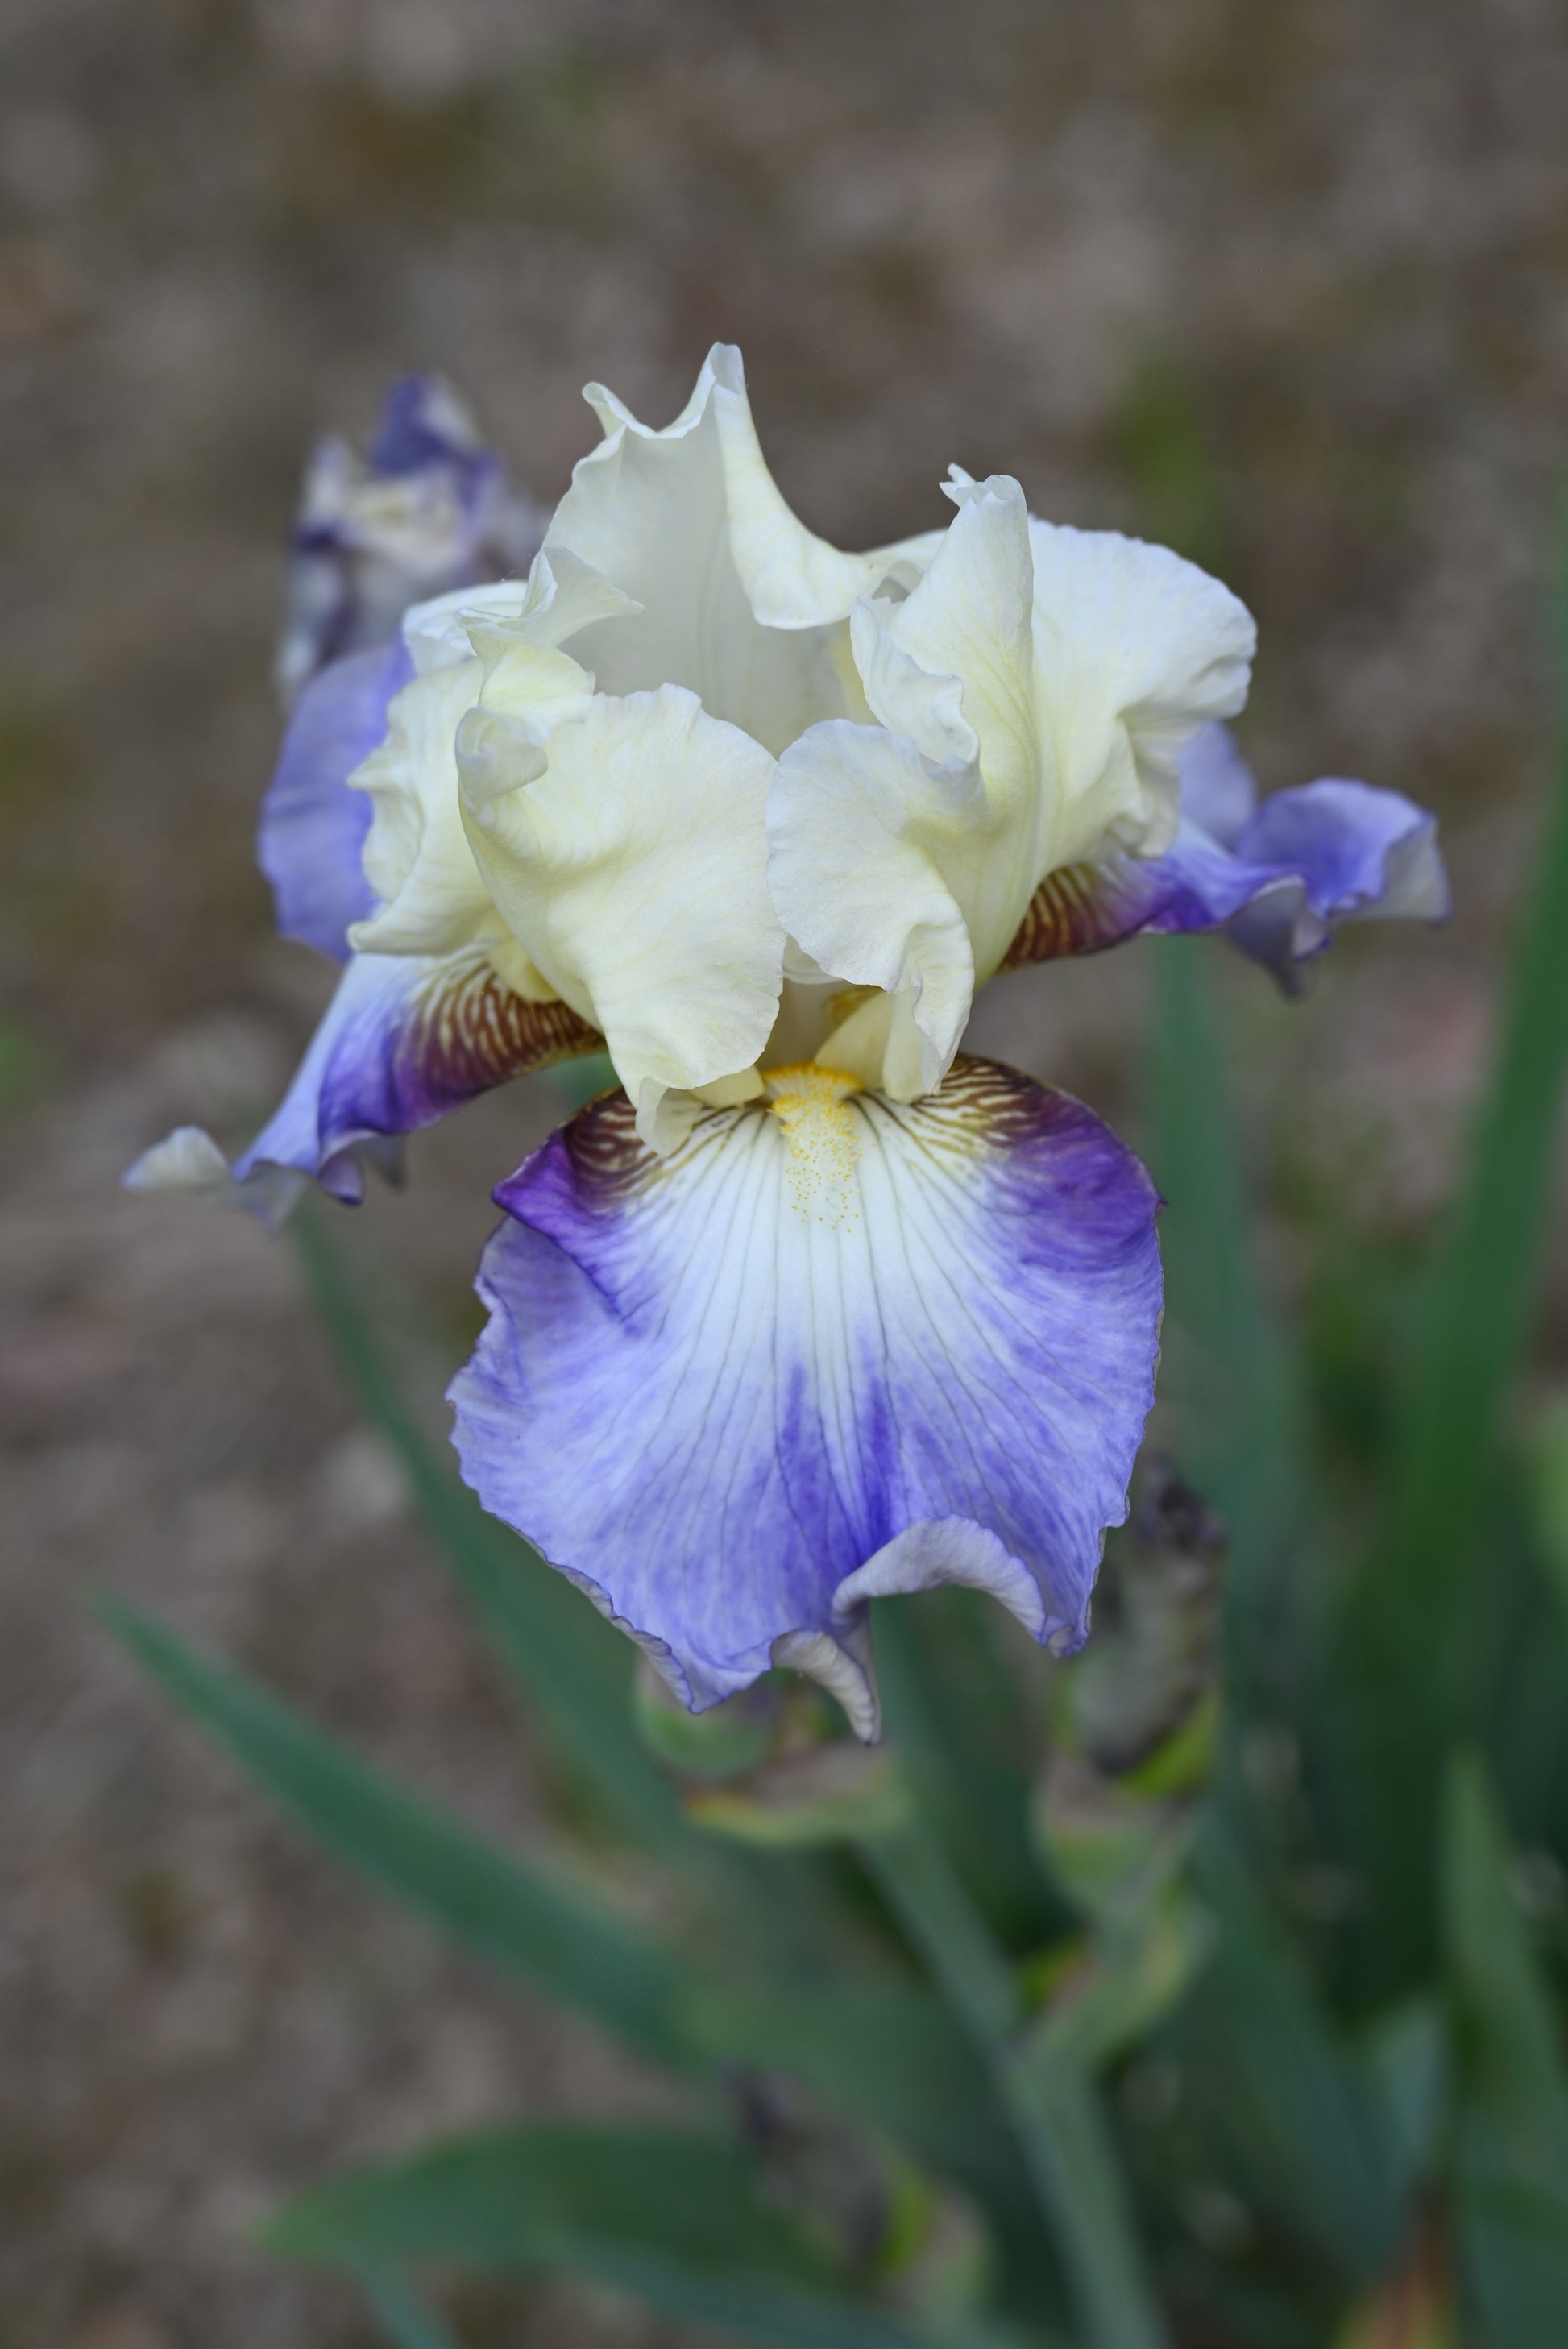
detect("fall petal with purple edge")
(258, 637), (413, 962)
(1223, 775), (1451, 988)
(449, 1056), (1162, 1737)
(998, 724), (1450, 984)
(127, 949), (600, 1221)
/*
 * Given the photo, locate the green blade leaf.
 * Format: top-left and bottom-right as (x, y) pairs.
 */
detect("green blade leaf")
(98, 1597), (693, 2068)
(99, 1599), (1040, 2260)
(354, 2264), (467, 2349)
(1443, 1753), (1568, 2344)
(872, 1596), (1064, 1946)
(689, 1977), (1033, 2251)
(861, 1820), (1171, 2349)
(290, 1206), (685, 1853)
(1143, 943), (1309, 1730)
(270, 2123), (1047, 2349)
(1342, 556), (1568, 1978)
(1173, 1823), (1401, 2283)
(1388, 713), (1568, 1636)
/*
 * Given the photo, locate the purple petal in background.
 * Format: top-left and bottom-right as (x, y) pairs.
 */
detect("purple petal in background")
(450, 1057), (1163, 1735)
(257, 637), (411, 961)
(276, 376), (545, 703)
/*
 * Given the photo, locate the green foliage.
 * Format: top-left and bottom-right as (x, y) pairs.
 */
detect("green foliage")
(1443, 1755), (1568, 2343)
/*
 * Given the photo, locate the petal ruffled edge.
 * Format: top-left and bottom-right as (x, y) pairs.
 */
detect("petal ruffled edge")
(1000, 726), (1450, 986)
(125, 948), (601, 1223)
(449, 1056), (1163, 1737)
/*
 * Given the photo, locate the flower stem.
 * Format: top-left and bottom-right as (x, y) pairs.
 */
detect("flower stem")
(860, 1820), (1171, 2349)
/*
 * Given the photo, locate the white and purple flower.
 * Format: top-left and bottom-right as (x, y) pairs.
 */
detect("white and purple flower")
(130, 347), (1448, 1734)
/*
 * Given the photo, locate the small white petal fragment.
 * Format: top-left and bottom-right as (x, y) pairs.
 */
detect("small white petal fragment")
(122, 1125), (306, 1230)
(460, 683), (786, 1148)
(123, 1125), (233, 1195)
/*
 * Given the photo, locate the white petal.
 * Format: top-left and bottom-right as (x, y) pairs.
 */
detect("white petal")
(768, 720), (977, 1096)
(768, 484), (1257, 1083)
(1027, 517), (1255, 862)
(460, 684), (785, 1147)
(542, 349), (846, 754)
(349, 658), (500, 957)
(401, 578), (531, 674)
(123, 1125), (233, 1195)
(351, 566), (604, 964)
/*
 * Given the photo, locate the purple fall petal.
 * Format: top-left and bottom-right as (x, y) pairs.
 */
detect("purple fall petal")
(258, 637), (412, 962)
(1002, 723), (1449, 986)
(449, 1056), (1163, 1735)
(233, 948), (600, 1203)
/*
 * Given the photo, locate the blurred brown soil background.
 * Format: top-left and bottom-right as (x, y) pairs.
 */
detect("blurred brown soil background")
(3, 1), (1567, 2343)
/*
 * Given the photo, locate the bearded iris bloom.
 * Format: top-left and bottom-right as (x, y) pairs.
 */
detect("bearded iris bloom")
(131, 348), (1447, 1736)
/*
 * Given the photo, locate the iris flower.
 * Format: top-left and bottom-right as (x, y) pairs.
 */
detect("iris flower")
(132, 348), (1448, 1736)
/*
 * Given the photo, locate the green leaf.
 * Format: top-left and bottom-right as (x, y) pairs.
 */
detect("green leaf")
(689, 1978), (1031, 2246)
(1004, 2056), (1169, 2349)
(354, 2264), (467, 2349)
(290, 1207), (685, 1853)
(99, 1600), (1043, 2267)
(861, 1820), (1171, 2349)
(1342, 558), (1568, 1976)
(872, 1596), (1064, 1945)
(1388, 699), (1568, 1639)
(98, 1598), (694, 2068)
(1173, 1823), (1400, 2283)
(270, 2123), (1046, 2349)
(1143, 944), (1309, 1734)
(1443, 1753), (1568, 2344)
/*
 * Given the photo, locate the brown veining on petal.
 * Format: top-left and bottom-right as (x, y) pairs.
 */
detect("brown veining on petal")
(999, 863), (1130, 969)
(409, 953), (603, 1100)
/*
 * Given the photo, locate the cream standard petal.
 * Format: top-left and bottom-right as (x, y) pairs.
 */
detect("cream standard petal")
(769, 482), (1035, 1092)
(772, 479), (1257, 1096)
(1025, 511), (1255, 862)
(350, 568), (611, 964)
(461, 683), (784, 1146)
(541, 351), (847, 755)
(768, 721), (978, 1097)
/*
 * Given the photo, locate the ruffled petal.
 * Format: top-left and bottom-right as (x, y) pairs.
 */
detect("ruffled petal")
(277, 376), (545, 702)
(257, 637), (411, 962)
(1231, 775), (1451, 930)
(126, 950), (599, 1218)
(1025, 513), (1255, 862)
(769, 488), (1258, 1095)
(767, 720), (979, 1096)
(541, 350), (848, 754)
(704, 344), (944, 628)
(349, 567), (624, 974)
(460, 683), (785, 1148)
(449, 1056), (1162, 1736)
(999, 724), (1450, 986)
